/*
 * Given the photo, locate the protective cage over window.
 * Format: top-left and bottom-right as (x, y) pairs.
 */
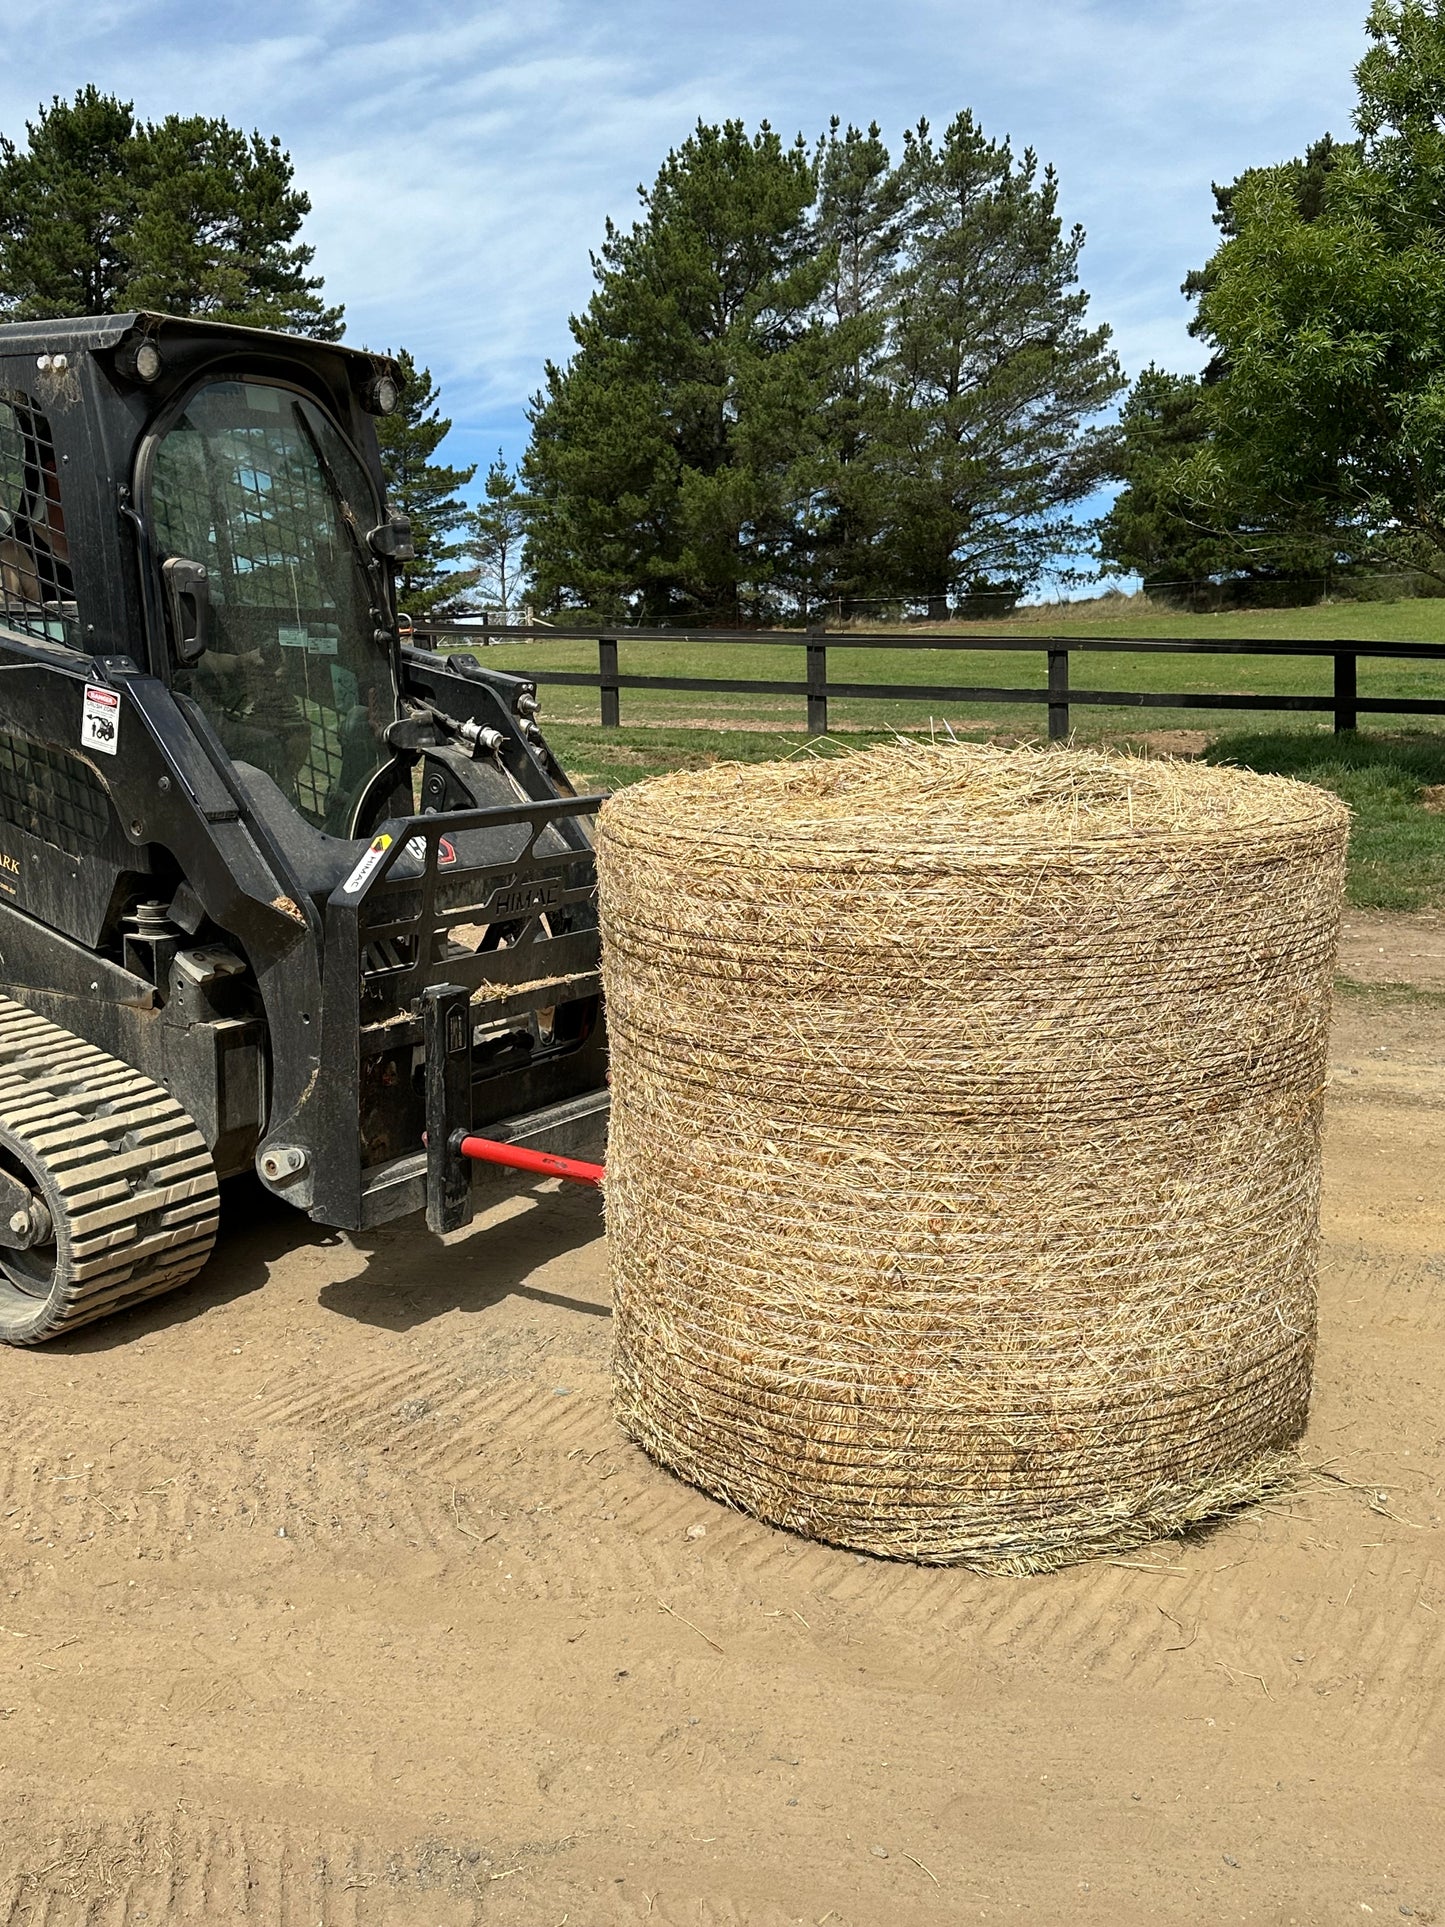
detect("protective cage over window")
(0, 394), (79, 647)
(150, 379), (398, 835)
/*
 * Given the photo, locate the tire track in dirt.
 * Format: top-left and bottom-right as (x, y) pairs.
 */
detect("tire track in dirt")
(1322, 1246), (1445, 1334)
(754, 1551), (1214, 1687)
(1281, 1545), (1445, 1757)
(255, 1351), (1014, 1628)
(611, 1898), (806, 1927)
(250, 1363), (664, 1582)
(246, 1344), (1368, 1710)
(0, 1806), (561, 1926)
(0, 1416), (466, 1562)
(1, 1374), (642, 1576)
(253, 1355), (613, 1470)
(216, 1262), (1445, 1748)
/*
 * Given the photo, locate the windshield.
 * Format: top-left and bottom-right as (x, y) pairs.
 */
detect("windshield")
(150, 379), (397, 835)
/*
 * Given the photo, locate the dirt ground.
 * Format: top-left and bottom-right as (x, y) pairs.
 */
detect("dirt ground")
(1, 944), (1443, 1925)
(1339, 905), (1445, 991)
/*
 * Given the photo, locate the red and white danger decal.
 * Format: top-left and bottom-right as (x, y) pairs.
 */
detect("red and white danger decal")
(81, 684), (120, 756)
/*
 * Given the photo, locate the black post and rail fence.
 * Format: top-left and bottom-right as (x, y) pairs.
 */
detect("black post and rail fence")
(406, 623), (1445, 738)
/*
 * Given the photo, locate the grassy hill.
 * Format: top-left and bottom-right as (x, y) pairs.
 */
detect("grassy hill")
(446, 595), (1445, 909)
(875, 588), (1445, 643)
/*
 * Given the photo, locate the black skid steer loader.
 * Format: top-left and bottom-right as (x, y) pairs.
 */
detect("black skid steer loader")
(0, 313), (607, 1345)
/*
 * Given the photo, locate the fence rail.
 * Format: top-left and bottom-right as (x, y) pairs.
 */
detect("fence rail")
(407, 622), (1445, 739)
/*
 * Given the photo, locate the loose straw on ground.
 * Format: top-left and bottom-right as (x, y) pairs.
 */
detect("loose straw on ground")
(596, 742), (1349, 1573)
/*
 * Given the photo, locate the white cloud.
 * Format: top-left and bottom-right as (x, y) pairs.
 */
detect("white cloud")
(0, 0), (1373, 478)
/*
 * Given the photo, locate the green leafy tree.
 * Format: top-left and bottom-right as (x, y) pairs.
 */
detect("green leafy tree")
(1116, 3), (1445, 592)
(872, 114), (1123, 617)
(1099, 362), (1345, 595)
(471, 452), (530, 616)
(1182, 133), (1350, 309)
(374, 349), (478, 617)
(1101, 136), (1354, 595)
(0, 88), (341, 337)
(1101, 134), (1354, 597)
(524, 119), (839, 621)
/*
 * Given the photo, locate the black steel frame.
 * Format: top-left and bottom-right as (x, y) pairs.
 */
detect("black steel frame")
(314, 793), (605, 1234)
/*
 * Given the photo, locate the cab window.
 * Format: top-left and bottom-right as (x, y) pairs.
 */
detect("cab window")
(150, 379), (398, 835)
(0, 395), (78, 648)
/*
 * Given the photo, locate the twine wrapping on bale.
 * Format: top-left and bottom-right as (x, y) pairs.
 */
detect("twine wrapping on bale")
(596, 743), (1349, 1573)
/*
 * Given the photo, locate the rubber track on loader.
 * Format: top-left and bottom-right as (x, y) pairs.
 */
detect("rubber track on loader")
(0, 994), (220, 1344)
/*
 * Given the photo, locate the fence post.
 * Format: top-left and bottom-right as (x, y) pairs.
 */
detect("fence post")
(1047, 647), (1070, 742)
(806, 634), (828, 735)
(599, 636), (620, 729)
(1334, 651), (1357, 733)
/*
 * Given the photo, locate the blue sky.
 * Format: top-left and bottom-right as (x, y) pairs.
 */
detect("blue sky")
(2, 0), (1372, 507)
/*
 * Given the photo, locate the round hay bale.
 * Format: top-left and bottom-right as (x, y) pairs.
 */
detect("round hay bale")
(596, 743), (1349, 1572)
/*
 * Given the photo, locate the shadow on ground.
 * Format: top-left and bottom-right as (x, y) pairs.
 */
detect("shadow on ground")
(318, 1180), (608, 1333)
(50, 1174), (336, 1353)
(43, 1170), (606, 1352)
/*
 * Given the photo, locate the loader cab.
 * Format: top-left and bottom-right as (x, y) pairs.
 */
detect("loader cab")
(143, 372), (401, 836)
(0, 314), (410, 842)
(115, 320), (413, 845)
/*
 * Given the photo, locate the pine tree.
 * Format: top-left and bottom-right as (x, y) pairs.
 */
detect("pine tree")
(0, 87), (134, 317)
(0, 88), (342, 337)
(524, 114), (1119, 618)
(810, 120), (901, 613)
(374, 349), (478, 617)
(524, 119), (838, 622)
(471, 453), (530, 616)
(872, 114), (1123, 617)
(122, 115), (342, 337)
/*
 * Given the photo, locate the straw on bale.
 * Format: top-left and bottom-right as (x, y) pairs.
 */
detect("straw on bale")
(596, 742), (1349, 1573)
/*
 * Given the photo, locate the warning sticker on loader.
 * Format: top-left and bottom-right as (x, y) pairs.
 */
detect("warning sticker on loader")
(343, 832), (392, 895)
(81, 684), (120, 756)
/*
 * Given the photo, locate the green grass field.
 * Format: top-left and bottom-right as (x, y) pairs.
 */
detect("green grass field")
(461, 595), (1445, 910)
(544, 720), (1445, 910)
(1204, 729), (1445, 909)
(458, 592), (1445, 739)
